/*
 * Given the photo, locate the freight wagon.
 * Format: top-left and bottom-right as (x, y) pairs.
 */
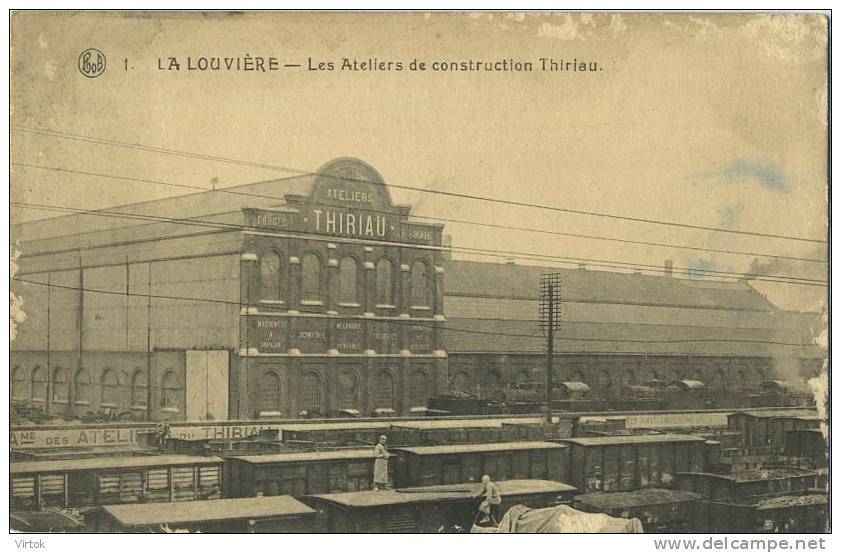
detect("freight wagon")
(86, 495), (317, 533)
(304, 479), (576, 533)
(10, 455), (225, 511)
(391, 441), (569, 488)
(693, 492), (828, 533)
(674, 466), (820, 500)
(573, 488), (703, 533)
(227, 449), (383, 497)
(557, 434), (710, 493)
(784, 429), (828, 469)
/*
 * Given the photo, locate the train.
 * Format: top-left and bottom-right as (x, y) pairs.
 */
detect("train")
(9, 406), (827, 533)
(428, 379), (814, 416)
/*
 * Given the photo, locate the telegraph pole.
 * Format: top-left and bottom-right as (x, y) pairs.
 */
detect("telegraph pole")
(546, 283), (554, 422)
(539, 273), (562, 423)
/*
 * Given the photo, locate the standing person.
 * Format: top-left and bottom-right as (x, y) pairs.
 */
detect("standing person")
(373, 435), (390, 490)
(474, 474), (503, 525)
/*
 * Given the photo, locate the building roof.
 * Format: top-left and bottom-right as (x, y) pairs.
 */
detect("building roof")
(679, 467), (817, 483)
(575, 488), (703, 509)
(10, 454), (223, 474)
(442, 260), (823, 357)
(230, 448), (375, 465)
(98, 495), (316, 527)
(309, 480), (576, 509)
(395, 441), (567, 456)
(443, 260), (777, 312)
(560, 434), (706, 447)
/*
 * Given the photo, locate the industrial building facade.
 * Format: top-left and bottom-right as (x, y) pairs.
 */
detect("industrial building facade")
(10, 158), (823, 421)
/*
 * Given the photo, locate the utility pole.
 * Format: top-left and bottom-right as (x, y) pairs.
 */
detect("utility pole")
(539, 273), (562, 423)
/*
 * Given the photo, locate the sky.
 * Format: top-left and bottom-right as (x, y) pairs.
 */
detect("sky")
(9, 12), (829, 312)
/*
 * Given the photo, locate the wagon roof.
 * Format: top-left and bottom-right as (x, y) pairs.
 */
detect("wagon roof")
(728, 409), (818, 420)
(575, 488), (703, 509)
(98, 495), (316, 526)
(558, 381), (590, 392)
(394, 441), (567, 455)
(230, 448), (375, 464)
(279, 422), (392, 432)
(10, 454), (224, 474)
(310, 479), (576, 508)
(559, 433), (705, 446)
(755, 493), (828, 510)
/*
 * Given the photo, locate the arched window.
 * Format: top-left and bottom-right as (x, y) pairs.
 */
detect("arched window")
(12, 366), (27, 400)
(671, 371), (683, 383)
(258, 372), (281, 413)
(131, 370), (147, 407)
(338, 256), (359, 304)
(31, 367), (46, 402)
(101, 369), (119, 406)
(301, 253), (322, 302)
(515, 370), (530, 386)
(625, 370), (637, 386)
(302, 372), (322, 415)
(375, 258), (394, 306)
(338, 371), (359, 410)
(375, 371), (395, 409)
(571, 370), (586, 384)
(52, 368), (69, 402)
(483, 371), (501, 397)
(161, 371), (180, 408)
(597, 371), (612, 396)
(410, 371), (429, 407)
(410, 261), (430, 307)
(649, 370), (661, 383)
(75, 368), (91, 403)
(260, 251), (283, 301)
(450, 371), (471, 395)
(712, 370), (727, 389)
(692, 370), (704, 383)
(735, 370), (747, 390)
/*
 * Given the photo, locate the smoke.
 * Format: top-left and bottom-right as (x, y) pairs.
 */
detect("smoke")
(807, 308), (829, 440)
(9, 240), (27, 343)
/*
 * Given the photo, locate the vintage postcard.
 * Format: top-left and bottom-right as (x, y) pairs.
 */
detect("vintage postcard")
(7, 10), (830, 539)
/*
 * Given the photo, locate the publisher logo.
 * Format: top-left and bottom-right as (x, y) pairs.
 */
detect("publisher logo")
(78, 48), (106, 78)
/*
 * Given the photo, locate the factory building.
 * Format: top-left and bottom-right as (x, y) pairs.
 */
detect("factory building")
(10, 158), (823, 421)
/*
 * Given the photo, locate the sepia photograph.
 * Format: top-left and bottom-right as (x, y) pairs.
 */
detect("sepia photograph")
(6, 8), (830, 540)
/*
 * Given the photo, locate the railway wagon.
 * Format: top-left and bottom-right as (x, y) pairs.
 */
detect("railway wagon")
(557, 434), (709, 493)
(573, 488), (703, 533)
(726, 409), (818, 448)
(227, 449), (384, 498)
(392, 441), (569, 488)
(10, 455), (225, 511)
(784, 429), (827, 468)
(674, 466), (820, 500)
(692, 492), (828, 533)
(86, 495), (317, 533)
(304, 479), (577, 533)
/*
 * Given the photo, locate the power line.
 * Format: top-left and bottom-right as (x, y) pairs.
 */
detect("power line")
(11, 277), (819, 349)
(13, 125), (828, 244)
(12, 161), (827, 265)
(12, 201), (828, 286)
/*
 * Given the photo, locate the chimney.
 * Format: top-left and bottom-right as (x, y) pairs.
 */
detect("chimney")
(664, 260), (674, 277)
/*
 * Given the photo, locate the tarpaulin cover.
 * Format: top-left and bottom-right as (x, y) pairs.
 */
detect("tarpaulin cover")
(490, 504), (644, 533)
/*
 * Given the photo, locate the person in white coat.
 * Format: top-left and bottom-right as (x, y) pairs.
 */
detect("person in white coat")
(373, 435), (390, 490)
